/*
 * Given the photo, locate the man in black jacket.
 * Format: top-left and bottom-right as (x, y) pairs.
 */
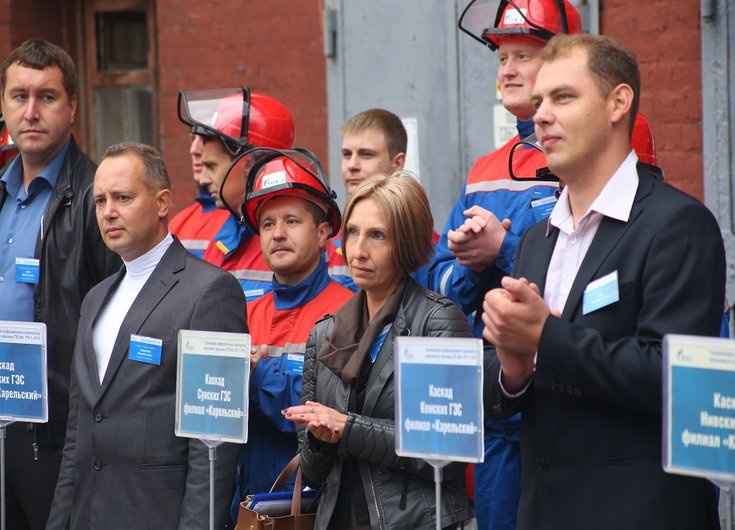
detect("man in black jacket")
(0, 38), (119, 529)
(482, 33), (723, 530)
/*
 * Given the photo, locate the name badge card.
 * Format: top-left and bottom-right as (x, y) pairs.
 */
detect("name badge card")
(0, 321), (48, 423)
(395, 336), (484, 463)
(583, 270), (619, 315)
(128, 334), (162, 365)
(663, 334), (735, 483)
(176, 329), (250, 444)
(530, 195), (557, 223)
(15, 258), (40, 284)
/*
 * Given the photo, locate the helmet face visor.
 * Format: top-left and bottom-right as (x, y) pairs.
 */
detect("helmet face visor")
(459, 0), (576, 51)
(459, 0), (502, 49)
(177, 87), (251, 157)
(219, 147), (274, 220)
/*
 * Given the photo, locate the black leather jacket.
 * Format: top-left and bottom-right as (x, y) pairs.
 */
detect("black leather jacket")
(0, 138), (120, 449)
(299, 278), (474, 530)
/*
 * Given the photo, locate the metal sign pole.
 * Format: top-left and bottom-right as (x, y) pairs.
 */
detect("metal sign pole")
(427, 459), (448, 530)
(1, 422), (9, 530)
(202, 439), (222, 530)
(713, 480), (735, 530)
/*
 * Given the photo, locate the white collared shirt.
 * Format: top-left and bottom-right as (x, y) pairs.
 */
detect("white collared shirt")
(544, 150), (639, 314)
(500, 151), (640, 397)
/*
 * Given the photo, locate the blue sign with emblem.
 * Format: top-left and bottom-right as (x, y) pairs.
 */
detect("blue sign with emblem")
(0, 321), (47, 423)
(663, 334), (735, 482)
(176, 330), (250, 444)
(395, 336), (484, 463)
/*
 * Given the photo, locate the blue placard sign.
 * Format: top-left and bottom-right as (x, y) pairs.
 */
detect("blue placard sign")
(0, 321), (48, 423)
(395, 336), (484, 463)
(663, 334), (735, 482)
(176, 329), (250, 444)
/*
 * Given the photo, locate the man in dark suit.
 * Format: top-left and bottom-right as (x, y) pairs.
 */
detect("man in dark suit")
(482, 34), (724, 530)
(47, 142), (246, 529)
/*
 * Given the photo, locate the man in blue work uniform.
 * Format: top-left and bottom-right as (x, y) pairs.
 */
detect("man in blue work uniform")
(178, 87), (295, 301)
(428, 2), (582, 528)
(226, 148), (353, 523)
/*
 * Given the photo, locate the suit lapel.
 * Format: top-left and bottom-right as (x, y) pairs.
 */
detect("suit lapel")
(559, 218), (630, 320)
(83, 270), (126, 393)
(97, 241), (185, 400)
(560, 169), (654, 320)
(518, 224), (559, 296)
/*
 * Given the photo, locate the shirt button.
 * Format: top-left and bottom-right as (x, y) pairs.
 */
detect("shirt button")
(93, 461), (102, 471)
(0, 276), (4, 282)
(20, 204), (26, 209)
(539, 459), (551, 473)
(94, 412), (103, 422)
(7, 238), (13, 244)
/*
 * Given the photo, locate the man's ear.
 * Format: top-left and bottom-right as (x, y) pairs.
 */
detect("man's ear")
(157, 188), (172, 219)
(393, 152), (406, 171)
(317, 220), (330, 249)
(69, 95), (78, 126)
(608, 83), (633, 127)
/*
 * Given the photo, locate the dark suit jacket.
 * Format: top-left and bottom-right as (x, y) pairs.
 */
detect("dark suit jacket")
(47, 238), (247, 530)
(485, 164), (725, 530)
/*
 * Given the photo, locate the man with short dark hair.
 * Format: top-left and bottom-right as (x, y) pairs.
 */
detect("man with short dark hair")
(483, 33), (724, 530)
(47, 142), (245, 529)
(178, 88), (295, 302)
(169, 130), (229, 259)
(0, 38), (119, 529)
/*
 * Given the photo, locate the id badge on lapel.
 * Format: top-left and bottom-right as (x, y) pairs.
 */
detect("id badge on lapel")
(583, 270), (620, 315)
(128, 334), (163, 365)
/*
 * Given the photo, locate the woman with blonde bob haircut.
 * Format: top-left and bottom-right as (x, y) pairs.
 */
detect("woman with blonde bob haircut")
(342, 171), (434, 279)
(284, 172), (473, 529)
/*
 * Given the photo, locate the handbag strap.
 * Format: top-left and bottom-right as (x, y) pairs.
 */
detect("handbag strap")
(269, 454), (300, 493)
(268, 454), (305, 516)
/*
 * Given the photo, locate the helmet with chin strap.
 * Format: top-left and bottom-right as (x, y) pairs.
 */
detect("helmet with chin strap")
(178, 87), (295, 157)
(221, 147), (341, 237)
(459, 0), (582, 52)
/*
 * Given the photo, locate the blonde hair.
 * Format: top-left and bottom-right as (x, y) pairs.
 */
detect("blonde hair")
(341, 171), (433, 278)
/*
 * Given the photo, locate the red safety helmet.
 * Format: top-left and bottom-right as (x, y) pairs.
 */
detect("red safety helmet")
(178, 87), (295, 157)
(223, 147), (341, 237)
(509, 112), (660, 181)
(459, 0), (582, 51)
(0, 115), (18, 167)
(631, 112), (657, 167)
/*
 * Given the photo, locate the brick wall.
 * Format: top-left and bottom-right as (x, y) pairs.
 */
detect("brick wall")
(0, 1), (706, 205)
(602, 0), (703, 199)
(156, 0), (327, 214)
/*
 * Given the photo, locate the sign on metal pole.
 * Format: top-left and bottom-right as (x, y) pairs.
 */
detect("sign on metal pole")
(0, 321), (47, 423)
(663, 334), (735, 483)
(395, 336), (484, 463)
(175, 329), (250, 444)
